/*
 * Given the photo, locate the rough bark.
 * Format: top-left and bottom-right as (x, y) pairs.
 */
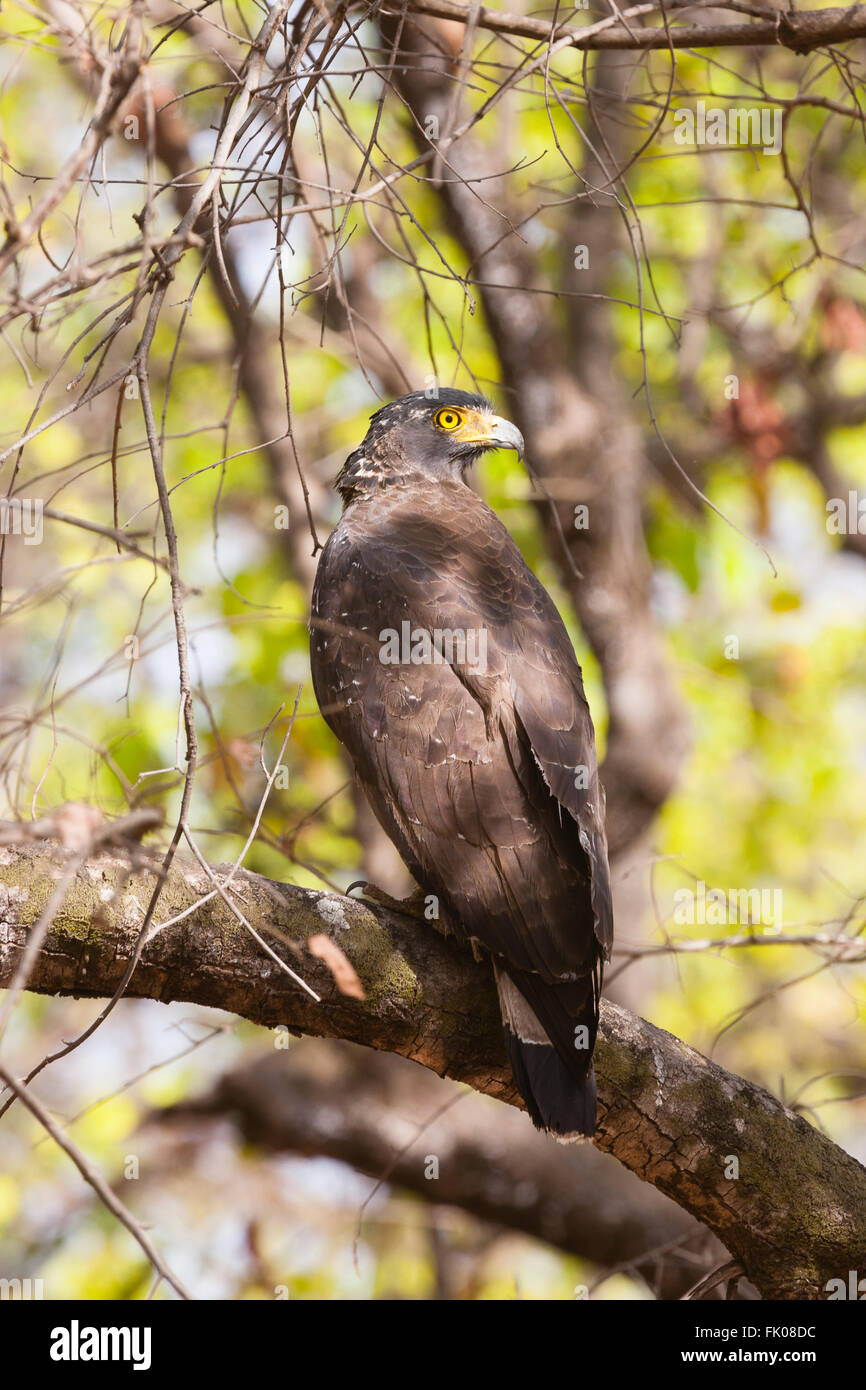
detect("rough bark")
(1, 838), (864, 1300)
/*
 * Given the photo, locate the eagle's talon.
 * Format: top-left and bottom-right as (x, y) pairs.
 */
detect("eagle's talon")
(346, 880), (429, 921)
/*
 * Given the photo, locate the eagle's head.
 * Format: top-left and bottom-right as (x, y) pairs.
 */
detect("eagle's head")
(336, 389), (524, 502)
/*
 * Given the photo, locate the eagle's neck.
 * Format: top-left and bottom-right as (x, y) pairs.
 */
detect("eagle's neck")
(336, 443), (429, 507)
(335, 447), (389, 504)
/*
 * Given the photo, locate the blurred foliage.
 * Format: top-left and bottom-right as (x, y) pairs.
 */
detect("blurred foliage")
(0, 0), (864, 1299)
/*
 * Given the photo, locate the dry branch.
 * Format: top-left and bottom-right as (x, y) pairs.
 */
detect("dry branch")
(399, 0), (866, 52)
(1, 837), (864, 1300)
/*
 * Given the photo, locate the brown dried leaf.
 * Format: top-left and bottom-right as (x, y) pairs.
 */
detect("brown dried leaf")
(307, 934), (366, 1000)
(820, 297), (866, 353)
(721, 376), (787, 467)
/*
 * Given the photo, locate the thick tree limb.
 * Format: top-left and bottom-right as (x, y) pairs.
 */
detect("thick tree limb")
(1, 838), (864, 1299)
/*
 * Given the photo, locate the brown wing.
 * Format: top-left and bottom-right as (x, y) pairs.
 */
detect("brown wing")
(310, 478), (612, 981)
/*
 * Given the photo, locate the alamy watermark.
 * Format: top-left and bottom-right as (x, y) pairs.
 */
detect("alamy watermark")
(0, 497), (43, 545)
(673, 880), (783, 934)
(379, 620), (488, 673)
(673, 100), (782, 156)
(826, 491), (866, 535)
(825, 1270), (866, 1299)
(0, 1276), (44, 1299)
(50, 1321), (151, 1370)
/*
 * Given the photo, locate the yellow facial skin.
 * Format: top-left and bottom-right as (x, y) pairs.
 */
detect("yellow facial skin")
(433, 406), (525, 458)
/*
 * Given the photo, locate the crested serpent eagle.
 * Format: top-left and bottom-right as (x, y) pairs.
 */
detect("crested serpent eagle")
(310, 389), (613, 1139)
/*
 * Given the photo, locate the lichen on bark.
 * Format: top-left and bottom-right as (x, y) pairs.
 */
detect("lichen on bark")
(1, 837), (865, 1299)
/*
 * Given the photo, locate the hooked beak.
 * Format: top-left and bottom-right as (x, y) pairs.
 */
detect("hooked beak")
(459, 410), (525, 460)
(482, 414), (525, 460)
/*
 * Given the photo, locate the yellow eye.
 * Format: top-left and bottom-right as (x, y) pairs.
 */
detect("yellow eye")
(434, 407), (463, 431)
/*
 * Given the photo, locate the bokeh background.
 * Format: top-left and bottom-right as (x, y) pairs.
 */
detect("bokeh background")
(0, 0), (864, 1299)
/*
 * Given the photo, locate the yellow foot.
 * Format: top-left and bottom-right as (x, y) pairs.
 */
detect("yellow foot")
(346, 881), (431, 922)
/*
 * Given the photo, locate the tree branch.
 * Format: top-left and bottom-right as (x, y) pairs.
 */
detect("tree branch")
(1, 837), (864, 1299)
(396, 1), (866, 53)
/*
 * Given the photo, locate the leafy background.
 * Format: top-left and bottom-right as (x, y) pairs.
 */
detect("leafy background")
(0, 0), (864, 1298)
